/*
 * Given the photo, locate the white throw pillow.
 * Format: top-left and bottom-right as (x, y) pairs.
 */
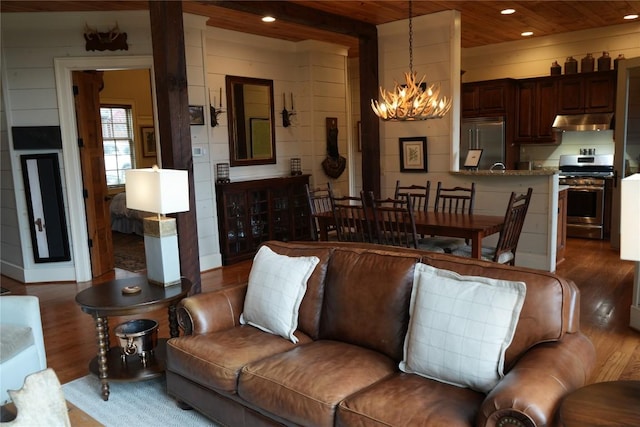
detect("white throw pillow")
(400, 263), (526, 393)
(240, 246), (320, 343)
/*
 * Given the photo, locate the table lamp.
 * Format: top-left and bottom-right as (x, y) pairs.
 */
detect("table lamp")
(621, 173), (640, 330)
(125, 166), (189, 287)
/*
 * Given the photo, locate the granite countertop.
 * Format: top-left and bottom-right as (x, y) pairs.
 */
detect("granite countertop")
(451, 169), (558, 176)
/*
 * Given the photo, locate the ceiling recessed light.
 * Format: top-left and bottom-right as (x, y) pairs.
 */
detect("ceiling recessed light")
(262, 16), (276, 23)
(501, 9), (516, 15)
(624, 14), (639, 20)
(521, 31), (534, 37)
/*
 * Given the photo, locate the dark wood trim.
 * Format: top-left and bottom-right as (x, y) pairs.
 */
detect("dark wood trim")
(358, 34), (380, 196)
(149, 0), (201, 294)
(207, 1), (377, 39)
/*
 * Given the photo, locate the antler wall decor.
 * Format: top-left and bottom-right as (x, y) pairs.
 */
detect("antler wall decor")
(84, 23), (128, 51)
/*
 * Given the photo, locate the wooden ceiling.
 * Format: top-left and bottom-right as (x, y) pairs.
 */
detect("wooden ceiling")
(2, 1), (639, 56)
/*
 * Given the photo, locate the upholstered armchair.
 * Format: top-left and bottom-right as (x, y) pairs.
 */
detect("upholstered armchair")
(0, 296), (47, 405)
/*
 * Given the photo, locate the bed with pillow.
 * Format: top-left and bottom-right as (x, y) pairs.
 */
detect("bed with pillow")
(166, 240), (595, 427)
(109, 192), (150, 236)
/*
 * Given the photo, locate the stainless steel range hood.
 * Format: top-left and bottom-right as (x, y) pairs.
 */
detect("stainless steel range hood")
(551, 113), (614, 131)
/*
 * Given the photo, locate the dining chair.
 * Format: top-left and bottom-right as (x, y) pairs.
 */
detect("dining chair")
(434, 182), (476, 214)
(422, 181), (477, 252)
(305, 182), (336, 240)
(367, 192), (419, 248)
(452, 188), (533, 265)
(394, 180), (431, 212)
(331, 191), (373, 243)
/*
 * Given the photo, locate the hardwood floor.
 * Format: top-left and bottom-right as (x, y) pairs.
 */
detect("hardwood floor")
(0, 238), (638, 386)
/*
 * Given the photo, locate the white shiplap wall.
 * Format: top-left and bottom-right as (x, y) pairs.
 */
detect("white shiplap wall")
(0, 11), (218, 281)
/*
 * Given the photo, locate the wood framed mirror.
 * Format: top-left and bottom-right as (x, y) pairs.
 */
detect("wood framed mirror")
(226, 75), (276, 166)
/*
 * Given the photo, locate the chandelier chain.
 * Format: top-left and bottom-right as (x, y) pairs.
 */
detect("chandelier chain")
(408, 0), (413, 74)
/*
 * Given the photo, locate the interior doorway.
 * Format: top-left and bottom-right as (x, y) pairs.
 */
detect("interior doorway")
(54, 56), (157, 282)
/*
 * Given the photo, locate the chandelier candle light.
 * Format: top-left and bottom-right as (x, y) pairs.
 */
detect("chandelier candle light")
(371, 0), (452, 121)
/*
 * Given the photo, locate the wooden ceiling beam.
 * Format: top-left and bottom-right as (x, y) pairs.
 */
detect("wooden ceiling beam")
(202, 1), (377, 39)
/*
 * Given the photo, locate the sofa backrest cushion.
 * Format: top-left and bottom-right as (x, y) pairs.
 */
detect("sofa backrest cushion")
(420, 255), (572, 369)
(319, 247), (419, 361)
(263, 241), (333, 340)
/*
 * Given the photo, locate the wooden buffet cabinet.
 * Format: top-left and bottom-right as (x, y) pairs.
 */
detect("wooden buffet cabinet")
(216, 175), (311, 265)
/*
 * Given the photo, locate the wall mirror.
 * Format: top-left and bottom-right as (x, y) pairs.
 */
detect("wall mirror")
(226, 75), (276, 166)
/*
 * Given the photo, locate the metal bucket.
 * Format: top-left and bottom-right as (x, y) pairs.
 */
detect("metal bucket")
(114, 319), (158, 366)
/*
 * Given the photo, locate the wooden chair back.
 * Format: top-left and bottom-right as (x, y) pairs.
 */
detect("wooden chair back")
(367, 191), (418, 249)
(394, 180), (431, 212)
(493, 188), (533, 265)
(434, 182), (476, 214)
(331, 192), (372, 243)
(305, 182), (335, 240)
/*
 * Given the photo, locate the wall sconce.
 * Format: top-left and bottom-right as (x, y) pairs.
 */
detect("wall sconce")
(290, 158), (302, 176)
(209, 88), (225, 127)
(216, 163), (230, 183)
(125, 166), (189, 287)
(282, 92), (296, 127)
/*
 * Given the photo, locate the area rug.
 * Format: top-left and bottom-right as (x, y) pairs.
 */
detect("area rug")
(112, 232), (146, 273)
(62, 375), (216, 426)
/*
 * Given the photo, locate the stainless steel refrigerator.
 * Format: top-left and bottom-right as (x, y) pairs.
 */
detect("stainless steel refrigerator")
(460, 117), (505, 170)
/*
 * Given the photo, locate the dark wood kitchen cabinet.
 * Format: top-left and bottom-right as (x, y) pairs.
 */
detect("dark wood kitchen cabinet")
(557, 71), (616, 114)
(216, 175), (311, 265)
(462, 79), (516, 117)
(514, 77), (558, 144)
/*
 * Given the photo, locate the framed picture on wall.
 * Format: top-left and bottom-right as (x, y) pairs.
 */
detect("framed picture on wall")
(141, 127), (157, 157)
(399, 137), (427, 172)
(189, 105), (205, 125)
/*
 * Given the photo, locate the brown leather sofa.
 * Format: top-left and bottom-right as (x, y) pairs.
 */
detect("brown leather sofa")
(166, 241), (595, 427)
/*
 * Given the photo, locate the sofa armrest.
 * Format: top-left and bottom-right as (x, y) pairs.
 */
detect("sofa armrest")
(177, 283), (247, 335)
(478, 332), (596, 427)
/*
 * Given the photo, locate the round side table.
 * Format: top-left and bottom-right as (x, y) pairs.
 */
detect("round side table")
(558, 380), (640, 426)
(75, 277), (191, 401)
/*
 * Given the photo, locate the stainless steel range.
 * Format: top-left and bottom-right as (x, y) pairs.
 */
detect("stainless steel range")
(559, 154), (614, 239)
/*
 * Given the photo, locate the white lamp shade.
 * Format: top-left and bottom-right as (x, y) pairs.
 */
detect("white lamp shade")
(125, 168), (189, 214)
(621, 173), (640, 261)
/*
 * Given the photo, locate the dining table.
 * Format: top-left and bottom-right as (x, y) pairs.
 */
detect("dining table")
(313, 210), (505, 260)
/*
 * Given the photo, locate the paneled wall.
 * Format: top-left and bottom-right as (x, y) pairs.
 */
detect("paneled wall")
(376, 11), (461, 198)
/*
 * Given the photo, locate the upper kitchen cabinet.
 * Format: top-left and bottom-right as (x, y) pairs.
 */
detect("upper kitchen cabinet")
(557, 71), (616, 114)
(515, 77), (558, 144)
(462, 79), (516, 117)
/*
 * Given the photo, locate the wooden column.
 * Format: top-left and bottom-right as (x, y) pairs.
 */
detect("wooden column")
(358, 34), (380, 197)
(148, 1), (201, 294)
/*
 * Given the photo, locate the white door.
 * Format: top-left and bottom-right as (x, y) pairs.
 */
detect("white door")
(612, 57), (640, 250)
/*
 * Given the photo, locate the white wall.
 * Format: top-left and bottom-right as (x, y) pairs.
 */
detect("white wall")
(0, 11), (223, 281)
(0, 11), (353, 282)
(377, 11), (461, 198)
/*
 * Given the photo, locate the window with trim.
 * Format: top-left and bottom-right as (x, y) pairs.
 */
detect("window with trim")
(100, 105), (135, 187)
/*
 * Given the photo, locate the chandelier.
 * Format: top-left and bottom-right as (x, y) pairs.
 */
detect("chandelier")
(371, 1), (452, 121)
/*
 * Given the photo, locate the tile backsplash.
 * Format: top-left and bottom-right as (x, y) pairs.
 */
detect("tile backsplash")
(520, 130), (615, 170)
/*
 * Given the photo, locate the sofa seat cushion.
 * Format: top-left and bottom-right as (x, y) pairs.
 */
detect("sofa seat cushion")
(337, 373), (484, 427)
(238, 340), (396, 427)
(166, 325), (311, 393)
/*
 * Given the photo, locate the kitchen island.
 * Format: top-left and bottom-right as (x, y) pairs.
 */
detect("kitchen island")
(446, 169), (561, 272)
